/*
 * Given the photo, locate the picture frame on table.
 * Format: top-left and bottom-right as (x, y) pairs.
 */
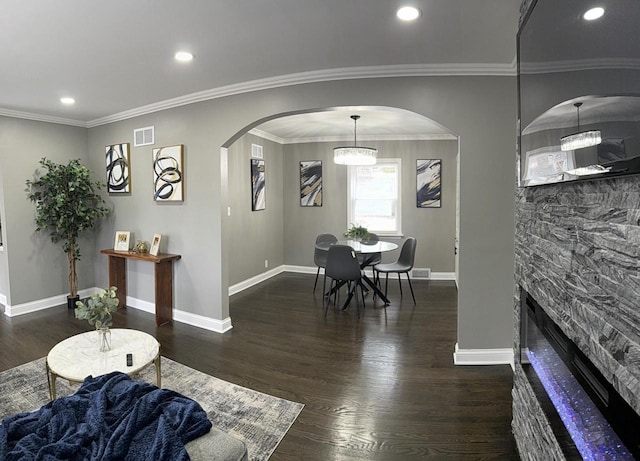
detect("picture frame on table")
(114, 231), (130, 251)
(149, 233), (162, 256)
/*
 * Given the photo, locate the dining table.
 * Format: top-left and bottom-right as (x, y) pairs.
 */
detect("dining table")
(315, 238), (399, 306)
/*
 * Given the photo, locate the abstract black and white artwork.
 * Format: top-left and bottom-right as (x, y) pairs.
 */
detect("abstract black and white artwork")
(105, 143), (130, 193)
(300, 161), (322, 207)
(152, 144), (184, 201)
(417, 159), (441, 208)
(251, 159), (266, 211)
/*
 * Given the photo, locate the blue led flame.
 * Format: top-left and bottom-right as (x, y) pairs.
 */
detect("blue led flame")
(527, 345), (633, 460)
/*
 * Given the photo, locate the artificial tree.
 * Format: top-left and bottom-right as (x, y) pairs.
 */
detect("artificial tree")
(26, 157), (110, 306)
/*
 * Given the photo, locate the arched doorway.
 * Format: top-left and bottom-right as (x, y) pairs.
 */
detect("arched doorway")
(220, 105), (459, 313)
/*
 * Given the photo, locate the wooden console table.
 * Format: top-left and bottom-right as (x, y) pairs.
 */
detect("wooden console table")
(100, 249), (182, 326)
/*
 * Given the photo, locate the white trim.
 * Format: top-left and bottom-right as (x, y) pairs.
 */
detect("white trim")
(248, 128), (457, 145)
(122, 296), (234, 334)
(0, 293), (7, 307)
(229, 266), (285, 296)
(453, 343), (514, 366)
(0, 108), (87, 127)
(2, 62), (516, 128)
(284, 265), (455, 281)
(430, 272), (456, 281)
(4, 288), (99, 317)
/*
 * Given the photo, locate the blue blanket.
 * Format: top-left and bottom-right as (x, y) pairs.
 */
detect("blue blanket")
(0, 372), (212, 460)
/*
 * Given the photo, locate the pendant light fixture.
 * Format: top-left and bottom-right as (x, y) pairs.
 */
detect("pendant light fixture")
(560, 102), (602, 151)
(333, 115), (377, 165)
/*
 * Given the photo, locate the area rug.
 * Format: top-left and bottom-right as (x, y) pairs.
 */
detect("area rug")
(0, 357), (303, 461)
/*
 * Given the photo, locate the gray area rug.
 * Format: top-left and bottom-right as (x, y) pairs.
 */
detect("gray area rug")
(0, 356), (303, 461)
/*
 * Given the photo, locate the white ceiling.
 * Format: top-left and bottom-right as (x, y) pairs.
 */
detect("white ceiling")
(0, 0), (520, 141)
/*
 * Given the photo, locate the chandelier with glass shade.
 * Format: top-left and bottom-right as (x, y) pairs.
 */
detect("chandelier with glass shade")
(560, 102), (602, 151)
(333, 115), (377, 165)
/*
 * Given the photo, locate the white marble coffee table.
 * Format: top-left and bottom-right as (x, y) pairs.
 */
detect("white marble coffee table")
(46, 328), (161, 400)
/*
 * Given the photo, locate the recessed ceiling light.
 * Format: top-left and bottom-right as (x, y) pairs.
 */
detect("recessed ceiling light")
(60, 97), (75, 105)
(397, 6), (421, 21)
(174, 51), (194, 62)
(583, 7), (604, 20)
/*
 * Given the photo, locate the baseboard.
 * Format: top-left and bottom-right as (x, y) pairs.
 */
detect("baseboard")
(229, 266), (285, 296)
(285, 265), (456, 281)
(125, 296), (233, 333)
(4, 288), (98, 317)
(0, 293), (7, 307)
(453, 343), (514, 366)
(430, 272), (456, 281)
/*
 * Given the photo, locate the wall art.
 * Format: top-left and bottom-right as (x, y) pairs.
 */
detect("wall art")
(251, 158), (266, 211)
(300, 160), (322, 207)
(105, 143), (130, 193)
(153, 144), (183, 201)
(416, 159), (441, 208)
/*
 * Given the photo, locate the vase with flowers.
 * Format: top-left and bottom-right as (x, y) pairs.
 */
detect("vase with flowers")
(75, 287), (120, 352)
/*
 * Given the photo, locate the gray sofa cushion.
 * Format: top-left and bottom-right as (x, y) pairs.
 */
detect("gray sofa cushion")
(185, 425), (248, 461)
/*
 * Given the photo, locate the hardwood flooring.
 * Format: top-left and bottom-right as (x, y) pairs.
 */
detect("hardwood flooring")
(0, 272), (519, 460)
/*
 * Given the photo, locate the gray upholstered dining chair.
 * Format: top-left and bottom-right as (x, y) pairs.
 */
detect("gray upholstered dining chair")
(358, 232), (382, 268)
(324, 245), (365, 318)
(373, 237), (417, 304)
(313, 233), (338, 294)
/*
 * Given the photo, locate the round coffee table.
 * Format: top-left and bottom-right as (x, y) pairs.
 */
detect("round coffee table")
(46, 328), (161, 400)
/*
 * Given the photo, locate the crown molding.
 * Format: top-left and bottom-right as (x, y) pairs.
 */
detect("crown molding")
(87, 62), (517, 127)
(1, 61), (517, 128)
(0, 108), (86, 127)
(519, 57), (640, 74)
(248, 128), (457, 144)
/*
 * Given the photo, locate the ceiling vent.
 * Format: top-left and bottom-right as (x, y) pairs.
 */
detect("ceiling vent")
(251, 143), (263, 159)
(134, 126), (154, 147)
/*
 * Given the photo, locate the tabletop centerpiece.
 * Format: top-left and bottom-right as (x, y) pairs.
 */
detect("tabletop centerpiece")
(75, 286), (120, 352)
(344, 223), (369, 242)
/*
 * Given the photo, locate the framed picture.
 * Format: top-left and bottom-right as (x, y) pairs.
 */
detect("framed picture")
(417, 159), (441, 208)
(149, 233), (162, 256)
(153, 144), (184, 201)
(105, 143), (130, 193)
(114, 231), (130, 251)
(300, 160), (322, 207)
(251, 159), (266, 211)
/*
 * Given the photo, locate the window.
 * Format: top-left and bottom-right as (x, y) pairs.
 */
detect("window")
(348, 158), (401, 236)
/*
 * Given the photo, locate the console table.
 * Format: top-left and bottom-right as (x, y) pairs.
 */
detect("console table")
(100, 249), (182, 326)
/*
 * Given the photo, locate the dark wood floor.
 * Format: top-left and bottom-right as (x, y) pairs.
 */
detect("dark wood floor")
(0, 272), (519, 460)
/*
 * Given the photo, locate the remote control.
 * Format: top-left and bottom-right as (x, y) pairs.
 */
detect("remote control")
(126, 353), (133, 366)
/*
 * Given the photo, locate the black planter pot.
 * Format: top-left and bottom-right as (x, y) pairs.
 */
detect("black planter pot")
(67, 295), (80, 310)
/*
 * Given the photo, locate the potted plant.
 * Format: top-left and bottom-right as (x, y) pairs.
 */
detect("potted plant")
(75, 286), (120, 351)
(344, 223), (369, 241)
(26, 157), (110, 308)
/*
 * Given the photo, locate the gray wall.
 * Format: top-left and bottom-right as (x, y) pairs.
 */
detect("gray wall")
(282, 139), (458, 271)
(2, 75), (516, 353)
(0, 116), (95, 306)
(227, 133), (284, 285)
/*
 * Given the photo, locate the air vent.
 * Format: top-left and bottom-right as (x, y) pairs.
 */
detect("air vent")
(134, 126), (154, 147)
(412, 268), (431, 279)
(251, 143), (263, 159)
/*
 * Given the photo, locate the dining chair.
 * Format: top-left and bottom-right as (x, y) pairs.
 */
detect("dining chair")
(373, 237), (417, 304)
(324, 245), (365, 318)
(313, 233), (338, 293)
(358, 233), (382, 268)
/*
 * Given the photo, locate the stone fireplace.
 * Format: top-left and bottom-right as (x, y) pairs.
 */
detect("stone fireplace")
(513, 0), (640, 458)
(513, 177), (640, 460)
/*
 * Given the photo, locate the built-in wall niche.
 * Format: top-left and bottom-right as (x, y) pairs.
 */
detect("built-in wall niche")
(520, 290), (640, 459)
(518, 0), (640, 186)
